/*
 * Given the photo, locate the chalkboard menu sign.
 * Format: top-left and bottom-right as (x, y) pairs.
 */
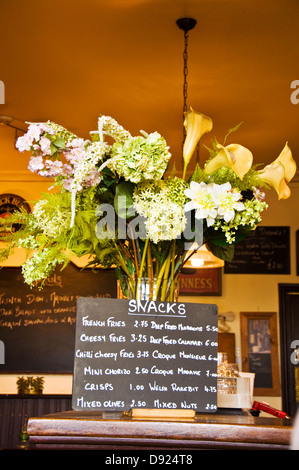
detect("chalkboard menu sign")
(247, 318), (273, 389)
(249, 354), (273, 389)
(0, 264), (117, 373)
(224, 226), (290, 274)
(72, 298), (218, 413)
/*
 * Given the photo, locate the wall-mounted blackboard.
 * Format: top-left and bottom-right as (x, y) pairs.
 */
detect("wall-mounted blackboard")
(72, 298), (218, 413)
(0, 264), (117, 373)
(224, 226), (290, 274)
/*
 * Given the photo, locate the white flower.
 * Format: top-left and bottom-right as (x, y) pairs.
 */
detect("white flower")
(27, 124), (44, 141)
(39, 136), (52, 155)
(71, 141), (108, 191)
(33, 199), (70, 237)
(146, 131), (160, 144)
(62, 178), (73, 191)
(16, 134), (34, 152)
(184, 181), (218, 227)
(28, 156), (44, 172)
(133, 180), (187, 243)
(98, 115), (132, 143)
(144, 201), (186, 244)
(213, 182), (245, 222)
(108, 132), (171, 184)
(64, 147), (85, 165)
(184, 180), (245, 227)
(44, 159), (64, 176)
(66, 138), (86, 149)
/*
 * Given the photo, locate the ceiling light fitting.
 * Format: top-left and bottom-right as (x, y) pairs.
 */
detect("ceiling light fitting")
(176, 18), (197, 142)
(176, 17), (197, 33)
(0, 115), (26, 145)
(176, 18), (224, 270)
(183, 244), (225, 269)
(0, 115), (14, 126)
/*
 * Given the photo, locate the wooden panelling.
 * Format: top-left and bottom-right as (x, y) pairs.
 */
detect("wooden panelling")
(0, 395), (72, 449)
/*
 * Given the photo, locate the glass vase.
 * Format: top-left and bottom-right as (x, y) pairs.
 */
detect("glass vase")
(118, 276), (180, 302)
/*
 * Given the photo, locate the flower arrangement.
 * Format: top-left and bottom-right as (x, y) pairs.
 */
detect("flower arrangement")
(0, 108), (296, 300)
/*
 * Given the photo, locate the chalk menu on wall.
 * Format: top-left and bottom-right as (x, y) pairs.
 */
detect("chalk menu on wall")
(72, 297), (218, 413)
(224, 226), (290, 274)
(0, 265), (117, 373)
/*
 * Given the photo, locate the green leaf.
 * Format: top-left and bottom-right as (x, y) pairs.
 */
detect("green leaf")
(114, 182), (136, 219)
(115, 266), (129, 297)
(50, 143), (58, 155)
(223, 122), (243, 145)
(91, 133), (100, 142)
(190, 163), (204, 182)
(207, 241), (235, 262)
(168, 163), (177, 178)
(53, 137), (66, 149)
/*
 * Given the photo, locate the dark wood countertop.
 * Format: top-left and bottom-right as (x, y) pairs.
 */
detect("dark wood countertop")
(27, 410), (293, 450)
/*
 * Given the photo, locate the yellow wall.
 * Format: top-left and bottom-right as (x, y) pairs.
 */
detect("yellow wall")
(0, 126), (298, 414)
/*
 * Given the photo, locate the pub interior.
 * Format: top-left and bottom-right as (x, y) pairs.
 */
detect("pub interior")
(0, 0), (299, 452)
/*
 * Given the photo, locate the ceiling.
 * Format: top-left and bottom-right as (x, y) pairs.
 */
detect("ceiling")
(0, 0), (299, 177)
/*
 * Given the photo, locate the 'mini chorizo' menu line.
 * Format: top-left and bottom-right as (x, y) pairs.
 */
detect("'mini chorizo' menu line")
(72, 297), (218, 413)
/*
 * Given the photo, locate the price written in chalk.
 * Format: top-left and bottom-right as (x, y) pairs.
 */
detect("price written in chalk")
(72, 297), (219, 413)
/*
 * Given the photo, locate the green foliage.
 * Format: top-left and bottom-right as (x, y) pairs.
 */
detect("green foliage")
(202, 166), (264, 192)
(189, 163), (204, 183)
(223, 122), (244, 145)
(1, 114), (276, 294)
(207, 241), (235, 263)
(114, 181), (136, 219)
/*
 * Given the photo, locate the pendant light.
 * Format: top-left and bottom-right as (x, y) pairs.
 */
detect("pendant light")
(176, 18), (224, 270)
(183, 244), (225, 269)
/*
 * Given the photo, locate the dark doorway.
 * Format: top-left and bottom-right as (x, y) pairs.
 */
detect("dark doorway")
(279, 284), (299, 417)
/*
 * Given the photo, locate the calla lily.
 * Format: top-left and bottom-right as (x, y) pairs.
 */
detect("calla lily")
(258, 162), (291, 199)
(204, 143), (253, 180)
(258, 143), (296, 199)
(268, 142), (296, 182)
(182, 108), (213, 178)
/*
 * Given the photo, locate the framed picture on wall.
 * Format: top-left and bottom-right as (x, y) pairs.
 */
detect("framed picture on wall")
(240, 311), (280, 396)
(0, 193), (31, 237)
(179, 268), (222, 296)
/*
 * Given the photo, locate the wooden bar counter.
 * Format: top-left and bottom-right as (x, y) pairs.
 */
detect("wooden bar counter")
(27, 410), (293, 450)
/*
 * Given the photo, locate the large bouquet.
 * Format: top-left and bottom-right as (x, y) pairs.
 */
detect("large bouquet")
(0, 108), (296, 300)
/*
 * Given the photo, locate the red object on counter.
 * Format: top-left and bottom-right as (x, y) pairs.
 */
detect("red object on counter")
(252, 401), (290, 419)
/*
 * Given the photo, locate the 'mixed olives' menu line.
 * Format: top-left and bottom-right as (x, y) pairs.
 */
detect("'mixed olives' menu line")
(72, 298), (218, 413)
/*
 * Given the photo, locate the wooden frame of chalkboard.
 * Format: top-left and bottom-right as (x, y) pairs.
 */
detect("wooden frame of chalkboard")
(224, 226), (290, 274)
(0, 264), (117, 374)
(240, 311), (280, 396)
(296, 230), (299, 276)
(72, 297), (219, 413)
(279, 283), (299, 417)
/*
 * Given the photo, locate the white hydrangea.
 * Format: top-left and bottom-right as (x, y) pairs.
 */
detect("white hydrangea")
(144, 201), (186, 244)
(33, 200), (70, 238)
(133, 180), (186, 243)
(108, 131), (171, 184)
